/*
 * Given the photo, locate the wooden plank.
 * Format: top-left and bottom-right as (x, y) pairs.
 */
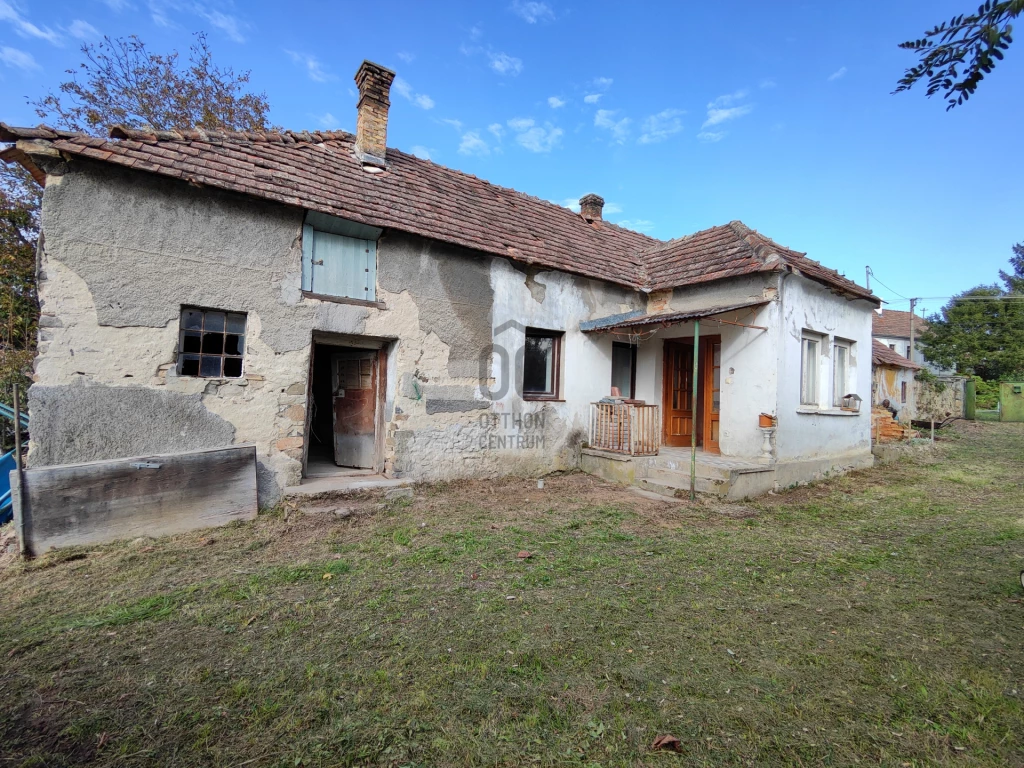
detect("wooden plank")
(19, 445), (257, 554)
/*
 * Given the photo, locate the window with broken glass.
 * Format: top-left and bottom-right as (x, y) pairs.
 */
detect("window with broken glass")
(177, 308), (246, 378)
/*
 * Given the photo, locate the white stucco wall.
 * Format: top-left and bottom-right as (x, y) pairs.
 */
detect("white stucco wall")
(774, 274), (875, 462)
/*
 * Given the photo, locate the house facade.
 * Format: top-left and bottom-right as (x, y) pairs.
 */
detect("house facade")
(1, 61), (880, 504)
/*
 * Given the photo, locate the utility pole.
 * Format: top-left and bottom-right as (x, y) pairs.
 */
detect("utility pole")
(865, 266), (871, 292)
(908, 297), (917, 362)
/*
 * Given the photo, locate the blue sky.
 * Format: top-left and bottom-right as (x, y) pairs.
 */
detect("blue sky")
(1, 0), (1021, 316)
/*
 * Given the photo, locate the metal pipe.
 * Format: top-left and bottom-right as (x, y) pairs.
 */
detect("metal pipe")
(12, 382), (22, 472)
(690, 319), (700, 501)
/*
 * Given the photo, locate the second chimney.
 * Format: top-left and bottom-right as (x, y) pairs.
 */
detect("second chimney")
(354, 60), (396, 166)
(580, 194), (604, 222)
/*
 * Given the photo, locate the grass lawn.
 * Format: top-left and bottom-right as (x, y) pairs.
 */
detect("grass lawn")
(1, 423), (1023, 767)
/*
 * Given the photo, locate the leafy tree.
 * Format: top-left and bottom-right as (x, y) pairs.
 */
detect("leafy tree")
(31, 32), (272, 134)
(1, 32), (272, 418)
(895, 0), (1022, 109)
(920, 247), (1024, 379)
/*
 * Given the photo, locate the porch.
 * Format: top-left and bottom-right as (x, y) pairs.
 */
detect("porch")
(581, 444), (776, 500)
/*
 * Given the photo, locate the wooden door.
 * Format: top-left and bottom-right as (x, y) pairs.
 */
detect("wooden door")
(703, 341), (722, 455)
(331, 350), (377, 468)
(662, 341), (694, 447)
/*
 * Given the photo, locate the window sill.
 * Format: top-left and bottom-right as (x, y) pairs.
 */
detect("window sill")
(302, 291), (386, 310)
(524, 397), (565, 403)
(796, 407), (860, 416)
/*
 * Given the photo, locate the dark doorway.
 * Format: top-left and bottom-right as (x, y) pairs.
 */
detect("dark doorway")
(306, 341), (384, 476)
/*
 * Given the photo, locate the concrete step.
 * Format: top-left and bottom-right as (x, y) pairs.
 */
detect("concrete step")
(637, 476), (729, 498)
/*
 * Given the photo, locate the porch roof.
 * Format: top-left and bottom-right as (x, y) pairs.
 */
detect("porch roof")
(580, 299), (769, 333)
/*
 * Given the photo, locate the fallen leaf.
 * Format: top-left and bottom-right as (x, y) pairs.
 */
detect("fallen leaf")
(651, 734), (682, 752)
(140, 546), (155, 553)
(517, 551), (532, 559)
(322, 573), (333, 580)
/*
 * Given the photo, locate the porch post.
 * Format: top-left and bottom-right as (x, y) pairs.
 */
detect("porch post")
(690, 320), (700, 500)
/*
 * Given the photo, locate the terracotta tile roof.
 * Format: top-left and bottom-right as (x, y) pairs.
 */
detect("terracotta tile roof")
(0, 123), (878, 302)
(872, 339), (922, 370)
(872, 309), (928, 338)
(641, 221), (876, 300)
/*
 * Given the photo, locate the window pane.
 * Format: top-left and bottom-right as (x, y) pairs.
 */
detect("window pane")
(226, 313), (247, 334)
(224, 334), (244, 356)
(180, 355), (200, 376)
(181, 309), (203, 330)
(223, 357), (243, 378)
(524, 335), (555, 395)
(204, 311), (226, 333)
(181, 331), (201, 354)
(801, 338), (818, 404)
(201, 332), (224, 355)
(611, 344), (634, 398)
(200, 356), (222, 377)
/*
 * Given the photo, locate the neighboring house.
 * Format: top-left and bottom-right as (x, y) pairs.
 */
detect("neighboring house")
(871, 339), (921, 423)
(0, 60), (881, 504)
(872, 309), (951, 374)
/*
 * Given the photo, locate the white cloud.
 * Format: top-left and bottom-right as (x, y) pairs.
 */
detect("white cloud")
(393, 76), (435, 109)
(488, 122), (504, 140)
(488, 51), (523, 75)
(583, 93), (601, 104)
(547, 96), (565, 108)
(828, 66), (847, 81)
(285, 50), (333, 83)
(458, 131), (490, 156)
(560, 197), (581, 212)
(507, 118), (562, 153)
(0, 1), (63, 45)
(594, 109), (631, 144)
(146, 2), (247, 43)
(702, 104), (752, 128)
(638, 108), (684, 144)
(511, 0), (554, 23)
(200, 8), (245, 42)
(617, 219), (654, 232)
(0, 44), (38, 70)
(760, 78), (776, 89)
(708, 90), (749, 108)
(397, 51), (415, 63)
(697, 131), (725, 143)
(67, 19), (99, 39)
(603, 202), (623, 214)
(101, 0), (133, 9)
(313, 112), (338, 128)
(411, 145), (432, 160)
(591, 76), (613, 89)
(441, 118), (464, 131)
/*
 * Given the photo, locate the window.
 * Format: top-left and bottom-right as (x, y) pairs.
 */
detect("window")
(889, 343), (896, 351)
(178, 307), (246, 378)
(906, 345), (912, 359)
(611, 342), (636, 398)
(901, 380), (907, 404)
(800, 332), (820, 405)
(832, 341), (850, 406)
(302, 228), (377, 302)
(523, 328), (562, 400)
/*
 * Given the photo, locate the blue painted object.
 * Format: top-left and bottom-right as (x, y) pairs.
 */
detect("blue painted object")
(0, 402), (28, 430)
(0, 450), (16, 525)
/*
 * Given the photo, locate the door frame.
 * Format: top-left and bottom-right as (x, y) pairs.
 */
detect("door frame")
(302, 334), (391, 477)
(661, 334), (722, 452)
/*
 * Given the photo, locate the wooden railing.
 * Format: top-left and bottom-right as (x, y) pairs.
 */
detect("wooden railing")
(589, 402), (660, 456)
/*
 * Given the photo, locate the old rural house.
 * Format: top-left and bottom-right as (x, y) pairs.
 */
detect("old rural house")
(871, 339), (920, 425)
(872, 309), (948, 373)
(1, 60), (882, 506)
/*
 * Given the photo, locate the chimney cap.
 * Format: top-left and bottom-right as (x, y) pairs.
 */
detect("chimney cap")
(355, 60), (396, 85)
(579, 193), (605, 222)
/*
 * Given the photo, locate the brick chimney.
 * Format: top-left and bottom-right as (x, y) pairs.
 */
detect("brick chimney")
(354, 60), (396, 166)
(580, 193), (604, 222)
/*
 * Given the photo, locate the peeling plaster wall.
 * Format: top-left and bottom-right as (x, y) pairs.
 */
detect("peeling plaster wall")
(774, 274), (874, 463)
(29, 158), (648, 501)
(872, 365), (917, 422)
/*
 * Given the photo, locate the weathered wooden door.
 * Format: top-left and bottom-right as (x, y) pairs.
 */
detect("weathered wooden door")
(703, 341), (722, 454)
(662, 341), (694, 447)
(331, 350), (377, 468)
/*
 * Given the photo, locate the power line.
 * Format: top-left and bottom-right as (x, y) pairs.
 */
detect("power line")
(865, 267), (911, 301)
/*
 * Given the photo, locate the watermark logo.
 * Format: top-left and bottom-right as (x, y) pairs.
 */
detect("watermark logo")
(477, 412), (546, 449)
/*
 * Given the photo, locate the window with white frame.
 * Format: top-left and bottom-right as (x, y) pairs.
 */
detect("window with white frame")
(800, 332), (821, 405)
(832, 340), (851, 406)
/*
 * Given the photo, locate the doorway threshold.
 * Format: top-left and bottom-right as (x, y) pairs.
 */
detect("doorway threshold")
(285, 473), (413, 498)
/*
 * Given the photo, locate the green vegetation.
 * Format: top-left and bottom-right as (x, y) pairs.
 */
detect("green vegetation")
(2, 422), (1023, 766)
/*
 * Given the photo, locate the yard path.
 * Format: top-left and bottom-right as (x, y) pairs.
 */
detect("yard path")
(1, 422), (1022, 766)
